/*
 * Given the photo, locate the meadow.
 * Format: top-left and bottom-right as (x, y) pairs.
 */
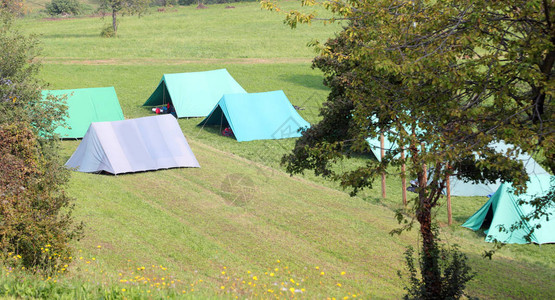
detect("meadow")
(4, 2), (554, 299)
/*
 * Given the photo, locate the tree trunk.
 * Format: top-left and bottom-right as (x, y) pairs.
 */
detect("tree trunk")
(401, 147), (407, 206)
(417, 168), (442, 299)
(381, 133), (386, 198)
(112, 8), (118, 37)
(446, 163), (452, 226)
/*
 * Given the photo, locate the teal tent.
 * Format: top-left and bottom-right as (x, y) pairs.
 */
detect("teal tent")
(142, 69), (247, 118)
(367, 135), (399, 162)
(43, 87), (124, 139)
(198, 90), (310, 142)
(462, 175), (554, 244)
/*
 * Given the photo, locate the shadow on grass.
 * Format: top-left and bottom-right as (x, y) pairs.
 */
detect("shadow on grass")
(280, 73), (327, 91)
(41, 33), (103, 39)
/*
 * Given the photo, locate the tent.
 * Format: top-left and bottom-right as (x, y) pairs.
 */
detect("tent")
(198, 90), (310, 142)
(143, 69), (247, 118)
(43, 87), (125, 139)
(447, 142), (549, 196)
(66, 115), (200, 174)
(368, 137), (549, 196)
(462, 175), (554, 244)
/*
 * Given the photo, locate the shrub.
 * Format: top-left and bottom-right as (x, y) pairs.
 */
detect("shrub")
(0, 123), (83, 274)
(399, 245), (475, 300)
(45, 0), (82, 16)
(0, 12), (83, 274)
(100, 24), (116, 37)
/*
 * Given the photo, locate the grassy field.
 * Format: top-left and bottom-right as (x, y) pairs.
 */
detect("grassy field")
(7, 2), (555, 299)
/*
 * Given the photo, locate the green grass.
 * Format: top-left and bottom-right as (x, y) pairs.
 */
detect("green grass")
(20, 3), (340, 61)
(9, 2), (555, 298)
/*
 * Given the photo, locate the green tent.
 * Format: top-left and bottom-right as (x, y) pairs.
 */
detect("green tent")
(142, 69), (247, 118)
(462, 175), (554, 244)
(43, 87), (124, 139)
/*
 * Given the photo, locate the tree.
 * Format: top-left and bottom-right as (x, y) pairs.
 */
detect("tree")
(0, 10), (83, 273)
(264, 0), (553, 298)
(46, 0), (83, 16)
(0, 0), (24, 15)
(99, 0), (150, 37)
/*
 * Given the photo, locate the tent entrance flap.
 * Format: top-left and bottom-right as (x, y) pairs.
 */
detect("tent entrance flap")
(144, 79), (172, 107)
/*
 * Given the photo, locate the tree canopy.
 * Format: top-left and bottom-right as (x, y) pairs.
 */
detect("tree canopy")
(264, 0), (554, 298)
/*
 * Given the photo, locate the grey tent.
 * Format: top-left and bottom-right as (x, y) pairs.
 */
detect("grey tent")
(368, 137), (549, 196)
(66, 115), (200, 174)
(447, 142), (549, 196)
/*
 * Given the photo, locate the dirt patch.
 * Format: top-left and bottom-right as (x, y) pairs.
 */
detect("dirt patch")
(42, 13), (105, 21)
(196, 3), (207, 9)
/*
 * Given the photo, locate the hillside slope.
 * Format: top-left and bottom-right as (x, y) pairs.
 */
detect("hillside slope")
(62, 138), (416, 298)
(60, 138), (555, 299)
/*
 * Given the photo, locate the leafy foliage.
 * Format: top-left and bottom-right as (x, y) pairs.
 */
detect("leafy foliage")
(0, 12), (83, 274)
(0, 0), (23, 16)
(100, 23), (116, 37)
(268, 0), (554, 298)
(45, 0), (83, 16)
(399, 245), (474, 300)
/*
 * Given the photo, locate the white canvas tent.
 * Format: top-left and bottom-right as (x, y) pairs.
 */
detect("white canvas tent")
(66, 115), (200, 174)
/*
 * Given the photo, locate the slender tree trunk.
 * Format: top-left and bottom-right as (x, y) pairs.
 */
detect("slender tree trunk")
(112, 8), (118, 37)
(446, 163), (452, 226)
(401, 146), (407, 206)
(417, 168), (442, 299)
(411, 136), (442, 298)
(381, 133), (386, 198)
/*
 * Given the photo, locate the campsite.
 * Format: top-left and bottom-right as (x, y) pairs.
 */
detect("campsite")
(1, 1), (554, 299)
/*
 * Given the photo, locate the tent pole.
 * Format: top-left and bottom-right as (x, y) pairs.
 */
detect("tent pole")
(446, 163), (452, 226)
(220, 111), (223, 134)
(401, 146), (407, 206)
(381, 133), (386, 199)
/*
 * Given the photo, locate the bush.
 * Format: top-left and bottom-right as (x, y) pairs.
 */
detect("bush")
(0, 13), (83, 274)
(0, 123), (83, 274)
(399, 245), (475, 300)
(100, 24), (116, 38)
(45, 0), (82, 16)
